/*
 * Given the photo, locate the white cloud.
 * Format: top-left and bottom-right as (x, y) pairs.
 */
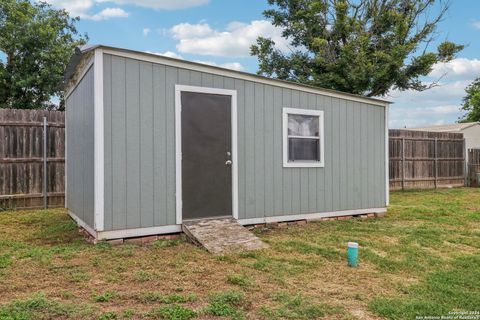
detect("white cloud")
(388, 80), (470, 105)
(96, 0), (209, 10)
(170, 23), (214, 40)
(42, 0), (128, 20)
(389, 105), (464, 129)
(429, 58), (480, 80)
(145, 51), (244, 70)
(143, 28), (151, 36)
(41, 0), (94, 17)
(472, 21), (480, 29)
(386, 57), (480, 129)
(193, 60), (244, 71)
(170, 20), (290, 57)
(88, 7), (128, 21)
(42, 0), (209, 21)
(146, 51), (183, 59)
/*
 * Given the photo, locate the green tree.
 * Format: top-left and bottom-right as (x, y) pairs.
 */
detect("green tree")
(0, 0), (87, 109)
(459, 77), (480, 122)
(251, 0), (463, 97)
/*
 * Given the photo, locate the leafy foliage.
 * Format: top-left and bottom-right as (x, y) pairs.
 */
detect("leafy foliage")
(0, 0), (87, 109)
(460, 77), (480, 122)
(251, 0), (463, 97)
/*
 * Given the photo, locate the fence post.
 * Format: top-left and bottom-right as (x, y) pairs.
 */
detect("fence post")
(434, 138), (438, 189)
(401, 137), (405, 191)
(43, 116), (48, 209)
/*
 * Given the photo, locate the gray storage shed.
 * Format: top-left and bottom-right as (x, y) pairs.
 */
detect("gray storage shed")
(64, 45), (391, 240)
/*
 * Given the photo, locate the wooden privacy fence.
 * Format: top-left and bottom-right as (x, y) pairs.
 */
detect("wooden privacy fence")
(468, 149), (480, 187)
(389, 129), (465, 190)
(0, 109), (65, 210)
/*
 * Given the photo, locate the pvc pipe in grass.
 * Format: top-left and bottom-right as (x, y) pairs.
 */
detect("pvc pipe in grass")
(348, 242), (359, 267)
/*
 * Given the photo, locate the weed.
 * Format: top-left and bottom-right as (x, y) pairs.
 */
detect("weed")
(99, 311), (118, 320)
(134, 270), (155, 282)
(0, 294), (93, 319)
(91, 256), (101, 267)
(152, 239), (181, 248)
(67, 270), (90, 283)
(146, 304), (197, 320)
(216, 255), (235, 263)
(60, 291), (76, 300)
(0, 254), (12, 269)
(138, 292), (196, 304)
(203, 290), (246, 319)
(93, 291), (118, 303)
(226, 273), (253, 288)
(122, 309), (136, 318)
(112, 246), (134, 257)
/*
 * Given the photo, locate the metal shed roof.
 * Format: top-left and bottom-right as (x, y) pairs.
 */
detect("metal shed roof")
(64, 44), (391, 107)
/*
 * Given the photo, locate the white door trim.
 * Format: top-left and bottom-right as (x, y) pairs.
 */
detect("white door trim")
(175, 85), (238, 224)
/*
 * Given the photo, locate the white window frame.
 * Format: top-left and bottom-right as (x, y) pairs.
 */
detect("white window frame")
(283, 107), (325, 168)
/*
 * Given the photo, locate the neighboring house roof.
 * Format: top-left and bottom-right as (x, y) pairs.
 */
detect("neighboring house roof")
(412, 122), (480, 132)
(63, 44), (391, 107)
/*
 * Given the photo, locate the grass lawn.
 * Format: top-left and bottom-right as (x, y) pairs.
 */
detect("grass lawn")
(0, 188), (479, 319)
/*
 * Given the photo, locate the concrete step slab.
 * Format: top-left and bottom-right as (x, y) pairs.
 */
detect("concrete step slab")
(182, 218), (268, 255)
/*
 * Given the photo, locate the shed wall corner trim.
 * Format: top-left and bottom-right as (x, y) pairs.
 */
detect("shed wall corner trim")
(94, 48), (105, 231)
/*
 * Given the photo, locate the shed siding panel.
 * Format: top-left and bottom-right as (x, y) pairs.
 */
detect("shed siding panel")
(111, 56), (127, 229)
(272, 86), (283, 217)
(281, 88), (293, 215)
(139, 62), (155, 228)
(322, 96), (333, 212)
(264, 85), (274, 216)
(307, 93), (317, 213)
(299, 92), (310, 214)
(244, 81), (255, 219)
(315, 95), (326, 213)
(165, 66), (177, 225)
(102, 54), (386, 230)
(254, 83), (265, 217)
(291, 91), (301, 215)
(234, 79), (246, 219)
(153, 64), (167, 226)
(125, 59), (141, 228)
(66, 66), (95, 229)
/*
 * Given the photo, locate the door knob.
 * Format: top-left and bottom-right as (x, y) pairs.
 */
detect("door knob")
(225, 160), (232, 166)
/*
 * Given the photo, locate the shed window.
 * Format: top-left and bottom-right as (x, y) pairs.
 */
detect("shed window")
(283, 108), (324, 168)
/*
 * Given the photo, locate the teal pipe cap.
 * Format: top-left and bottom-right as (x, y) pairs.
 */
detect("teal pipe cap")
(348, 242), (359, 267)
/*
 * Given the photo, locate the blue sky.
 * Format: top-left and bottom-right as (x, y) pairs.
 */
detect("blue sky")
(43, 0), (480, 128)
